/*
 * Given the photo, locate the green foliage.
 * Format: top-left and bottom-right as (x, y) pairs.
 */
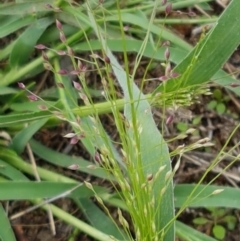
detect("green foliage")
(0, 0), (240, 241)
(193, 208), (237, 240)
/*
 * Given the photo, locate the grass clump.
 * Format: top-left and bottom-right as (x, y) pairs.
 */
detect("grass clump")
(1, 1), (240, 241)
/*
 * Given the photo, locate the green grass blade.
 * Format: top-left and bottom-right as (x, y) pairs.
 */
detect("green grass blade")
(0, 1), (54, 15)
(0, 111), (52, 127)
(0, 159), (28, 181)
(0, 204), (16, 241)
(176, 221), (217, 241)
(30, 139), (115, 180)
(75, 198), (128, 240)
(10, 17), (54, 67)
(0, 87), (17, 95)
(11, 118), (48, 154)
(105, 13), (191, 50)
(175, 184), (240, 209)
(0, 182), (104, 200)
(163, 0), (240, 92)
(0, 15), (35, 38)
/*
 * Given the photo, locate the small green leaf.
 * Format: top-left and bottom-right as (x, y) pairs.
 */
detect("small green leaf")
(193, 217), (209, 225)
(213, 89), (222, 100)
(213, 208), (225, 218)
(176, 221), (218, 241)
(177, 122), (188, 132)
(223, 215), (237, 230)
(207, 100), (217, 110)
(216, 103), (226, 114)
(212, 225), (226, 240)
(193, 116), (201, 125)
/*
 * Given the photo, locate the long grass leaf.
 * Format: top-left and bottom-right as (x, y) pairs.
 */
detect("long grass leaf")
(0, 204), (16, 241)
(10, 17), (53, 67)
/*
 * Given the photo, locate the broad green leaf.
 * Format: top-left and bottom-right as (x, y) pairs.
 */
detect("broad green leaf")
(0, 15), (35, 38)
(0, 204), (16, 241)
(75, 198), (128, 240)
(88, 7), (174, 241)
(30, 139), (115, 181)
(212, 225), (225, 240)
(161, 0), (240, 93)
(0, 1), (55, 15)
(176, 221), (217, 241)
(10, 17), (54, 67)
(193, 217), (209, 225)
(175, 184), (240, 209)
(0, 181), (105, 200)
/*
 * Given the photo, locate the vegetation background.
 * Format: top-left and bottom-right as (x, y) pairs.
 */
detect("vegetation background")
(0, 0), (240, 241)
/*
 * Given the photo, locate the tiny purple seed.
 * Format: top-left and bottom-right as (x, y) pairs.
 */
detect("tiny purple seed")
(35, 44), (47, 50)
(18, 82), (25, 89)
(56, 19), (63, 31)
(165, 3), (172, 16)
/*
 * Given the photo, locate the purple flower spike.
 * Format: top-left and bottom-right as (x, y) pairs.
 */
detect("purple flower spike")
(38, 105), (48, 110)
(165, 3), (172, 16)
(104, 55), (110, 64)
(94, 151), (101, 164)
(73, 81), (82, 90)
(166, 115), (174, 125)
(57, 50), (66, 56)
(56, 19), (63, 31)
(70, 70), (81, 75)
(159, 76), (169, 82)
(70, 137), (79, 145)
(28, 95), (38, 101)
(18, 82), (25, 89)
(59, 32), (66, 43)
(42, 51), (49, 61)
(164, 47), (170, 60)
(230, 83), (240, 88)
(57, 69), (68, 75)
(68, 164), (79, 170)
(35, 44), (47, 50)
(162, 0), (167, 6)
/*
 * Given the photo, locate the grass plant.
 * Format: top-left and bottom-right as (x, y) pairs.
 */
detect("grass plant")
(0, 0), (240, 241)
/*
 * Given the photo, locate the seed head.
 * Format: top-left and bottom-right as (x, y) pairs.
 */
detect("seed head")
(35, 44), (47, 50)
(57, 69), (68, 75)
(164, 47), (170, 60)
(70, 137), (79, 145)
(165, 3), (172, 16)
(68, 164), (79, 170)
(59, 32), (66, 43)
(18, 82), (25, 89)
(73, 81), (82, 90)
(56, 19), (63, 31)
(28, 95), (38, 101)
